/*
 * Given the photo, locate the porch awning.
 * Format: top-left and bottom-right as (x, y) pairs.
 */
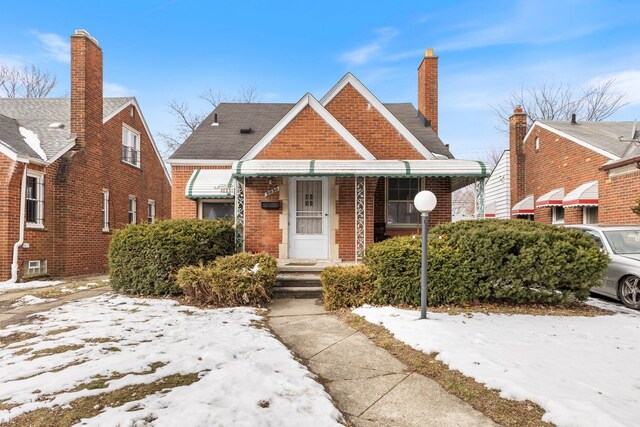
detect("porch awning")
(511, 194), (534, 215)
(231, 159), (488, 191)
(185, 169), (235, 199)
(484, 201), (496, 218)
(563, 181), (598, 207)
(535, 188), (564, 208)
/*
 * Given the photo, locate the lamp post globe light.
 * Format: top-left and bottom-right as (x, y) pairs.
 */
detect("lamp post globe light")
(413, 191), (437, 320)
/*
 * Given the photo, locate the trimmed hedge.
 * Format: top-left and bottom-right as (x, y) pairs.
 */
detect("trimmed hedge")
(109, 219), (235, 295)
(177, 252), (277, 307)
(321, 265), (374, 310)
(324, 219), (609, 308)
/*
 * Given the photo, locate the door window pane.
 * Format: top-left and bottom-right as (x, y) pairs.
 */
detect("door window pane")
(296, 180), (322, 234)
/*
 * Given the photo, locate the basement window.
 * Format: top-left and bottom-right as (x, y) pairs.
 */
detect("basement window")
(122, 125), (141, 167)
(24, 259), (47, 278)
(25, 172), (45, 228)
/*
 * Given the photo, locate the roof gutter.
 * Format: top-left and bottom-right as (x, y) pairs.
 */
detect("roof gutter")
(600, 156), (640, 171)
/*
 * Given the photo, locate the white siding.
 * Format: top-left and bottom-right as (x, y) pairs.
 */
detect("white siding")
(484, 150), (511, 219)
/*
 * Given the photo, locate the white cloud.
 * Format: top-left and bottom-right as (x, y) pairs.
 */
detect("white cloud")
(104, 82), (133, 97)
(31, 31), (70, 63)
(340, 27), (399, 66)
(0, 54), (24, 68)
(589, 70), (640, 105)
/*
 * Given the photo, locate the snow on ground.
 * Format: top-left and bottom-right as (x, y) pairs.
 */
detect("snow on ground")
(0, 280), (63, 293)
(10, 295), (57, 308)
(354, 305), (640, 427)
(0, 294), (341, 426)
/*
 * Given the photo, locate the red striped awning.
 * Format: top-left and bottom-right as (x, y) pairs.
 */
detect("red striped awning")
(563, 181), (598, 207)
(535, 188), (564, 208)
(512, 195), (534, 215)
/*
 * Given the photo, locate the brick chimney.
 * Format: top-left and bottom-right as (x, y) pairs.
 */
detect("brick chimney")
(509, 106), (528, 211)
(417, 48), (438, 134)
(70, 29), (103, 149)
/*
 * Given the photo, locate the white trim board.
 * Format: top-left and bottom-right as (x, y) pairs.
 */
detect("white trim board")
(523, 122), (619, 161)
(320, 72), (435, 160)
(167, 159), (235, 166)
(104, 98), (172, 183)
(241, 93), (376, 161)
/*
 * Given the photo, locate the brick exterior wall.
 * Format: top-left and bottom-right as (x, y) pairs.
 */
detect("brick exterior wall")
(325, 83), (424, 160)
(600, 170), (640, 224)
(255, 105), (363, 160)
(417, 51), (438, 134)
(0, 31), (171, 281)
(509, 107), (527, 210)
(244, 177), (283, 255)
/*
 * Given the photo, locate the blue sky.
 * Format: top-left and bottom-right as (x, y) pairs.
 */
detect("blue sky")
(2, 0), (640, 161)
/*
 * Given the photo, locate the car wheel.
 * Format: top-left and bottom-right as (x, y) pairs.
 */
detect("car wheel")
(618, 276), (640, 310)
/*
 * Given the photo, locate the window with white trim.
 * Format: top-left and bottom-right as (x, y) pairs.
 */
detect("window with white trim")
(199, 200), (234, 220)
(583, 206), (598, 224)
(102, 189), (110, 231)
(147, 199), (156, 223)
(128, 196), (137, 224)
(25, 172), (44, 227)
(552, 206), (565, 224)
(122, 125), (141, 167)
(24, 259), (47, 277)
(386, 178), (421, 226)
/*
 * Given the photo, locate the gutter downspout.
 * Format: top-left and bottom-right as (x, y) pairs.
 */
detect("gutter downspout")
(9, 164), (27, 283)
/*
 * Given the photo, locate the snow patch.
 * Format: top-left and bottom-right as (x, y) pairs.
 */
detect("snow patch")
(19, 127), (46, 160)
(0, 294), (341, 426)
(354, 305), (640, 427)
(0, 280), (62, 293)
(11, 295), (57, 308)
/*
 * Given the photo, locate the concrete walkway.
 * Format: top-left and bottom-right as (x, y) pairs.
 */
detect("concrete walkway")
(268, 299), (497, 427)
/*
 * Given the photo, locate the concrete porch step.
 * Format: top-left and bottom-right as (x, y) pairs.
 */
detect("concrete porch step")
(276, 273), (321, 288)
(272, 286), (323, 299)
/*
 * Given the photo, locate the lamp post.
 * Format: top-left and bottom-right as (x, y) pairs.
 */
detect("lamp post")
(414, 191), (437, 320)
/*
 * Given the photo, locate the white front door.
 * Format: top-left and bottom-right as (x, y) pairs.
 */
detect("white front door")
(289, 178), (329, 259)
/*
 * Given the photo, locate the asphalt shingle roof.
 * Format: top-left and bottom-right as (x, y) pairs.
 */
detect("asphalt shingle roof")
(170, 102), (453, 161)
(541, 120), (638, 158)
(0, 114), (41, 158)
(0, 97), (132, 160)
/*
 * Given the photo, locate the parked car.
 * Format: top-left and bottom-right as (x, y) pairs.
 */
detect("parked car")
(566, 225), (640, 310)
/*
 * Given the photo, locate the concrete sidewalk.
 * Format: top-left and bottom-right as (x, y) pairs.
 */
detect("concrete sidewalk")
(268, 299), (496, 427)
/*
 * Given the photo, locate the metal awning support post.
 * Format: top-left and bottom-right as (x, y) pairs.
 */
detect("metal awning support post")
(475, 178), (485, 219)
(355, 176), (366, 262)
(234, 177), (245, 252)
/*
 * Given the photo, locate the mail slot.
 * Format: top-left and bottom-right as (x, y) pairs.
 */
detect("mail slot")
(261, 200), (281, 210)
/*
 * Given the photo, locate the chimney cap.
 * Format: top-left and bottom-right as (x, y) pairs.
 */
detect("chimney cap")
(73, 29), (99, 46)
(513, 105), (524, 114)
(425, 48), (435, 57)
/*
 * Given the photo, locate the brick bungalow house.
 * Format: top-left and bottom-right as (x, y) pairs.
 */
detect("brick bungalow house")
(508, 106), (640, 224)
(169, 49), (487, 261)
(0, 30), (171, 283)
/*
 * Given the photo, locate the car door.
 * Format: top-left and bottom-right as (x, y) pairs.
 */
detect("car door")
(583, 229), (618, 297)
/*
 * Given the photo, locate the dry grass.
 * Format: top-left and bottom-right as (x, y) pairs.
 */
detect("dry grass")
(46, 326), (78, 336)
(4, 372), (200, 427)
(27, 344), (84, 361)
(424, 302), (611, 317)
(341, 311), (553, 427)
(0, 332), (37, 346)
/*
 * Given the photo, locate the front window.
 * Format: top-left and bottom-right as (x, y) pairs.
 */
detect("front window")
(583, 206), (598, 224)
(122, 125), (141, 167)
(200, 201), (234, 220)
(552, 206), (564, 224)
(128, 196), (137, 224)
(102, 189), (110, 231)
(25, 173), (44, 227)
(386, 178), (421, 226)
(604, 230), (640, 255)
(147, 200), (156, 223)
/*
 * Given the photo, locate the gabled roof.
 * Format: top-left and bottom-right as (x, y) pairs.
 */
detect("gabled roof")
(526, 120), (638, 160)
(241, 93), (375, 160)
(320, 73), (436, 160)
(0, 97), (132, 160)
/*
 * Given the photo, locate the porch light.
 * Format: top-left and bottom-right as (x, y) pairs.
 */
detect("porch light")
(414, 191), (437, 320)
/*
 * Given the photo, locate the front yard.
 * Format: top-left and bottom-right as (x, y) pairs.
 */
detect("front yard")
(353, 302), (640, 427)
(0, 294), (341, 426)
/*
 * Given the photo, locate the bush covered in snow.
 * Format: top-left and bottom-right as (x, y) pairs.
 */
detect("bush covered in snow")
(109, 219), (235, 295)
(177, 252), (277, 307)
(321, 265), (374, 310)
(363, 219), (609, 306)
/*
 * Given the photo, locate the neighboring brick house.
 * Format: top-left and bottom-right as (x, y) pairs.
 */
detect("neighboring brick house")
(169, 49), (487, 262)
(507, 106), (640, 225)
(0, 30), (171, 283)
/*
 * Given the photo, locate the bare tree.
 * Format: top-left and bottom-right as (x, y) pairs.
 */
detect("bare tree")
(493, 78), (629, 132)
(452, 184), (476, 218)
(0, 65), (57, 98)
(159, 85), (260, 157)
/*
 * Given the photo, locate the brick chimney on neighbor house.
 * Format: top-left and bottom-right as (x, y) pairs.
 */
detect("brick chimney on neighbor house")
(418, 48), (438, 134)
(509, 106), (528, 211)
(70, 29), (103, 149)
